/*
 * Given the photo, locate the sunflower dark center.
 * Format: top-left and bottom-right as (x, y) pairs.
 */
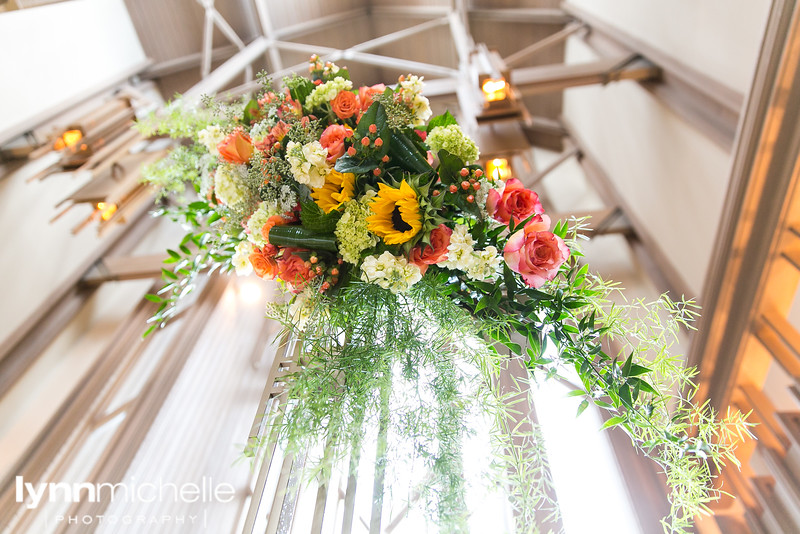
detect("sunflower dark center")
(391, 205), (412, 232)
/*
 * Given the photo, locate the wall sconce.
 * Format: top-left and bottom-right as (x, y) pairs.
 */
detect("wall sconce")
(96, 202), (118, 221)
(485, 158), (512, 181)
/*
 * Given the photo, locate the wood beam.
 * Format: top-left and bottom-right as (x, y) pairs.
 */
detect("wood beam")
(81, 254), (165, 285)
(468, 8), (571, 25)
(504, 22), (586, 67)
(513, 55), (660, 96)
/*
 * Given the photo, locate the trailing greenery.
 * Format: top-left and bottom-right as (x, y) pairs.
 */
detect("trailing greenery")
(137, 69), (752, 533)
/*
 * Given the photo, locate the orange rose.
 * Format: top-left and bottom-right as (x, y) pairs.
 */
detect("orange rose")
(249, 249), (279, 279)
(358, 84), (386, 112)
(218, 130), (253, 164)
(261, 215), (289, 244)
(277, 248), (313, 288)
(409, 224), (452, 275)
(331, 90), (359, 119)
(320, 124), (354, 162)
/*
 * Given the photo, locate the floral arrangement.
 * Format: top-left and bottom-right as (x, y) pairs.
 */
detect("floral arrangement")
(139, 57), (750, 533)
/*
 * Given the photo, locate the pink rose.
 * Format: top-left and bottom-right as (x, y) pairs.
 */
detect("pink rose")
(409, 224), (452, 275)
(320, 124), (354, 163)
(486, 178), (544, 225)
(503, 225), (569, 288)
(358, 84), (386, 112)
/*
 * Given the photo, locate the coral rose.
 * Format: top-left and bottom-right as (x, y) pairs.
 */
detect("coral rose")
(261, 215), (289, 244)
(409, 224), (452, 275)
(503, 225), (569, 289)
(486, 178), (544, 225)
(319, 124), (354, 163)
(277, 248), (312, 288)
(331, 90), (359, 119)
(217, 130), (253, 164)
(249, 248), (279, 280)
(358, 84), (386, 112)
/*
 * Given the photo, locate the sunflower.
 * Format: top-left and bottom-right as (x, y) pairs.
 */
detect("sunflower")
(366, 180), (423, 245)
(311, 170), (355, 213)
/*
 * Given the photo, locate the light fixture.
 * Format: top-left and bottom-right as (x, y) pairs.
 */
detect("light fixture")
(96, 202), (118, 221)
(481, 78), (507, 103)
(472, 44), (526, 123)
(53, 129), (83, 150)
(486, 158), (511, 181)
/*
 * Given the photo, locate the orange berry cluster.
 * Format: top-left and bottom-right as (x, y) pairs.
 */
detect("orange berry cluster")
(446, 167), (484, 203)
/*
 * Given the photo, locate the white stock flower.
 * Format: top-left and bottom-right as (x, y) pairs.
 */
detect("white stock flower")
(232, 241), (255, 276)
(465, 246), (502, 282)
(360, 251), (422, 294)
(286, 140), (331, 189)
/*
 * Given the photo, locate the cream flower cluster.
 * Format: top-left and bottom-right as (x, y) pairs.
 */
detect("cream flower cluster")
(305, 76), (353, 109)
(214, 163), (249, 206)
(427, 125), (479, 163)
(249, 119), (272, 142)
(399, 75), (431, 127)
(335, 198), (378, 265)
(198, 125), (225, 156)
(361, 251), (422, 294)
(286, 140), (331, 189)
(232, 240), (255, 276)
(439, 224), (501, 282)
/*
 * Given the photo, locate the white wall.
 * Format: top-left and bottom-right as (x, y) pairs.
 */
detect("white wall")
(562, 1), (771, 296)
(565, 0), (771, 93)
(0, 0), (147, 144)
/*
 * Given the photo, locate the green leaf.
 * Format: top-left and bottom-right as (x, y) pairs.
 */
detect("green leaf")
(268, 225), (339, 252)
(601, 415), (626, 430)
(576, 399), (590, 417)
(334, 156), (379, 174)
(426, 110), (457, 132)
(144, 294), (163, 303)
(566, 389), (586, 398)
(299, 198), (342, 233)
(389, 130), (431, 174)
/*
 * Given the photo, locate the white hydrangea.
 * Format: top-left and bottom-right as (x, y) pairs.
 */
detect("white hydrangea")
(214, 163), (249, 206)
(198, 125), (225, 156)
(232, 241), (254, 276)
(305, 76), (353, 109)
(361, 251), (422, 294)
(465, 246), (502, 282)
(286, 140), (331, 189)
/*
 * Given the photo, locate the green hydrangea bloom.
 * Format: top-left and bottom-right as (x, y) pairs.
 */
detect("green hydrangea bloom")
(335, 199), (378, 265)
(427, 124), (479, 163)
